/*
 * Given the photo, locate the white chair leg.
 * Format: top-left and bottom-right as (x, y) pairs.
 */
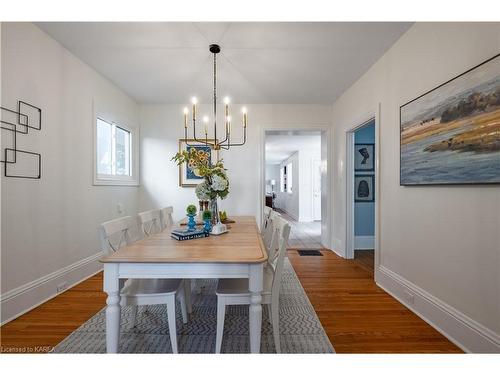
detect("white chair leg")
(215, 297), (226, 354)
(129, 305), (138, 329)
(184, 279), (192, 314)
(265, 303), (271, 319)
(271, 302), (281, 353)
(166, 295), (178, 354)
(178, 288), (188, 324)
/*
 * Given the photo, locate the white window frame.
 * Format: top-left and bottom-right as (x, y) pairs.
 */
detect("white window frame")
(93, 112), (139, 186)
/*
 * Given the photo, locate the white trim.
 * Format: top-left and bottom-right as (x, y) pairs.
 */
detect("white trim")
(354, 235), (374, 249)
(1, 252), (103, 325)
(345, 109), (379, 261)
(376, 265), (500, 353)
(260, 124), (333, 250)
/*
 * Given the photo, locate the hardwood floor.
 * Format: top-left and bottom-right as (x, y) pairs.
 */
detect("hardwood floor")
(1, 250), (462, 353)
(353, 249), (375, 275)
(0, 272), (106, 353)
(288, 249), (461, 353)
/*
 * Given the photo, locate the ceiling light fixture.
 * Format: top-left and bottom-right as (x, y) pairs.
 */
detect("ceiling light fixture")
(182, 44), (247, 150)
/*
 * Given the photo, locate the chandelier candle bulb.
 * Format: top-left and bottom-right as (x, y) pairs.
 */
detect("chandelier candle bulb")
(183, 107), (189, 128)
(191, 97), (198, 121)
(203, 116), (209, 135)
(243, 108), (248, 127)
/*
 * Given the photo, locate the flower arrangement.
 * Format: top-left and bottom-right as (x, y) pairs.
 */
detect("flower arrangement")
(172, 147), (230, 201)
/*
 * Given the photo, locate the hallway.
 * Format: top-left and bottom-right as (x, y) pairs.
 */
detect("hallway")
(276, 209), (323, 249)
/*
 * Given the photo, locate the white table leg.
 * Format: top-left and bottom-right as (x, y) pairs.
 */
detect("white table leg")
(104, 263), (121, 353)
(249, 263), (264, 353)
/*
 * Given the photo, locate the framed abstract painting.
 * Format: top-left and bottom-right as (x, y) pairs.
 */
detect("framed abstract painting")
(400, 54), (500, 185)
(178, 139), (219, 187)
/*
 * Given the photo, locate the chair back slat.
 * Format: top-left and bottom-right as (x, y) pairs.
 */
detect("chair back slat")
(160, 206), (174, 230)
(100, 216), (133, 255)
(269, 216), (291, 299)
(263, 210), (281, 259)
(138, 209), (162, 236)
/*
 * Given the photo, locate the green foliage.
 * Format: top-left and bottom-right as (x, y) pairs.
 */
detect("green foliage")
(202, 210), (212, 221)
(186, 204), (197, 216)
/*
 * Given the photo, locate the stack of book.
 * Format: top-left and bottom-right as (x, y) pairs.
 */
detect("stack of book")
(171, 228), (209, 241)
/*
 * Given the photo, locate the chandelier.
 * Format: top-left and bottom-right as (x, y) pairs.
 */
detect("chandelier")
(182, 44), (247, 151)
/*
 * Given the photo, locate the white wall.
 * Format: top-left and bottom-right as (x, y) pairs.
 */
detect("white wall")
(1, 23), (140, 323)
(331, 22), (500, 351)
(139, 104), (331, 228)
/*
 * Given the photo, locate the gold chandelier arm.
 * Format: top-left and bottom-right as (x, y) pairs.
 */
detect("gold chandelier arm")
(218, 125), (246, 147)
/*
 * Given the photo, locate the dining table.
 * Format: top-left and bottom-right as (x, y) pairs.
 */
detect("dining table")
(99, 215), (268, 353)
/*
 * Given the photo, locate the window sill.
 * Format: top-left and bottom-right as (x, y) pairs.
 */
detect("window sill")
(93, 177), (139, 187)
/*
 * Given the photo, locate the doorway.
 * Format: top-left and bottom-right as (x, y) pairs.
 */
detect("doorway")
(262, 129), (330, 250)
(345, 112), (379, 277)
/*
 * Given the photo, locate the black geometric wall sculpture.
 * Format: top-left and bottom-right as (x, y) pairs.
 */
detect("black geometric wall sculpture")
(0, 100), (42, 179)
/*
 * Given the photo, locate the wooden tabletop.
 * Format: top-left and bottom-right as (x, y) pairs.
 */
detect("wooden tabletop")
(100, 216), (267, 264)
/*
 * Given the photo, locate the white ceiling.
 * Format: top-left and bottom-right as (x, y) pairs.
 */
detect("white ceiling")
(266, 134), (321, 165)
(36, 22), (412, 104)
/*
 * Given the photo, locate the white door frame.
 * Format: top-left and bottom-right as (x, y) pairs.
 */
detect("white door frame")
(312, 158), (322, 221)
(260, 125), (333, 250)
(345, 104), (381, 278)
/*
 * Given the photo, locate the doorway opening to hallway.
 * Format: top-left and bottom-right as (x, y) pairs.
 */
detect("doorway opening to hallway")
(346, 117), (377, 272)
(263, 130), (328, 250)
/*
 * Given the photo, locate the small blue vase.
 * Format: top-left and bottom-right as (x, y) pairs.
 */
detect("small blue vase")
(204, 218), (212, 233)
(187, 214), (196, 231)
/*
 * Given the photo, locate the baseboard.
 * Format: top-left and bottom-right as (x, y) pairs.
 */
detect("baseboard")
(354, 235), (374, 249)
(1, 252), (104, 325)
(331, 237), (345, 257)
(376, 265), (500, 353)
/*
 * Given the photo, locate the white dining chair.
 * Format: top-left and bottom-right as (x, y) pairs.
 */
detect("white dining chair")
(160, 206), (174, 230)
(100, 215), (189, 353)
(262, 210), (281, 258)
(138, 209), (162, 236)
(215, 215), (291, 353)
(262, 206), (272, 229)
(159, 205), (192, 314)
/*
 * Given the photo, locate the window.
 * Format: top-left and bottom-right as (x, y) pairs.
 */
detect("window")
(287, 163), (293, 194)
(94, 117), (138, 186)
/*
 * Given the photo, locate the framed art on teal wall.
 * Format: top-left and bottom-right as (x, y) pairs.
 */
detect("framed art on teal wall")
(355, 174), (374, 202)
(354, 143), (375, 171)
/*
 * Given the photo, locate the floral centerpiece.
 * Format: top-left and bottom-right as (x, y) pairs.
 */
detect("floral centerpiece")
(172, 147), (229, 226)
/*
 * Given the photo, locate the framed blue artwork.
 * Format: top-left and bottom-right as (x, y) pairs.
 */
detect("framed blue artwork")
(178, 139), (219, 187)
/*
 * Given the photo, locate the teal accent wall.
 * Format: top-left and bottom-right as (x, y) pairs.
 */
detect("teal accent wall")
(354, 120), (375, 237)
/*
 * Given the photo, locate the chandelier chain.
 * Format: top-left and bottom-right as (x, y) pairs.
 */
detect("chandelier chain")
(213, 51), (217, 144)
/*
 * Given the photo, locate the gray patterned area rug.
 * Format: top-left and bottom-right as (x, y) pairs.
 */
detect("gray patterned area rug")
(53, 259), (334, 354)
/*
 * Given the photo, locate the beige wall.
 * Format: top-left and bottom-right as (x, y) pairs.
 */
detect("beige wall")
(331, 22), (500, 345)
(1, 23), (140, 321)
